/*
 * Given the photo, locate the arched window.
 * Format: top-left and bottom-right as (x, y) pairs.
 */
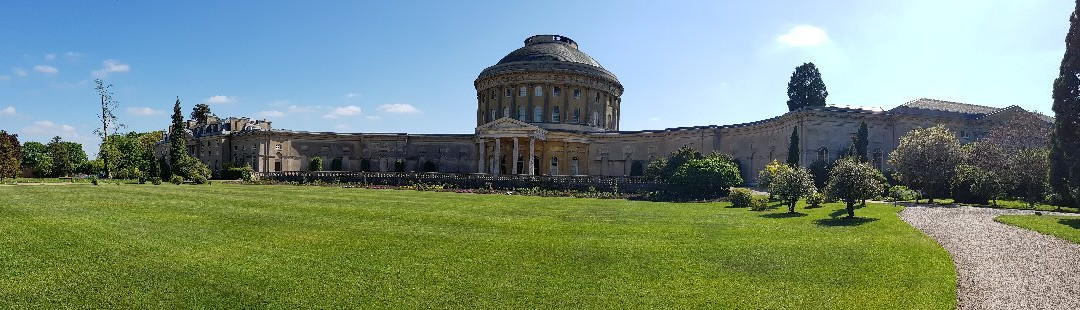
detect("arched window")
(552, 106), (560, 122)
(818, 147), (829, 163)
(533, 106), (542, 122)
(594, 93), (600, 103)
(553, 87), (561, 97)
(873, 148), (884, 170)
(490, 109), (496, 122)
(534, 86), (543, 97)
(517, 156), (524, 175)
(518, 106), (525, 121)
(502, 107), (509, 118)
(571, 157), (579, 175)
(573, 108), (581, 123)
(519, 86), (526, 97)
(550, 156), (559, 175)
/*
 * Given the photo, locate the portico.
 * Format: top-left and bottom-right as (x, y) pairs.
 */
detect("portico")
(475, 118), (547, 175)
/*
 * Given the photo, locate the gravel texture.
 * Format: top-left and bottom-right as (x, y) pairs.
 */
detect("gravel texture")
(900, 205), (1080, 309)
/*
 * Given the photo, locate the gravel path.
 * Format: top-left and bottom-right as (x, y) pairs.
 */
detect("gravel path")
(900, 205), (1080, 309)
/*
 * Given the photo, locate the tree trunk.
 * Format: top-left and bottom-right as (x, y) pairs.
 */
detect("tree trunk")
(846, 202), (855, 218)
(789, 201), (796, 213)
(101, 96), (110, 179)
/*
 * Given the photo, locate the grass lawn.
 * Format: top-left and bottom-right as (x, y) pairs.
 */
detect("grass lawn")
(0, 184), (955, 308)
(906, 198), (1079, 213)
(996, 214), (1080, 244)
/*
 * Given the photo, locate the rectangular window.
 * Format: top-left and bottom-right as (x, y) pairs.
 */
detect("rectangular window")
(573, 108), (580, 123)
(553, 87), (561, 97)
(573, 89), (580, 99)
(534, 86), (543, 97)
(505, 89), (511, 97)
(552, 106), (560, 122)
(519, 87), (526, 97)
(518, 107), (526, 121)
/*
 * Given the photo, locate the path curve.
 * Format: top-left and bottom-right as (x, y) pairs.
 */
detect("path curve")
(900, 205), (1080, 309)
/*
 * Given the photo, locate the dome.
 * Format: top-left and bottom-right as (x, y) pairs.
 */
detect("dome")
(476, 35), (620, 84)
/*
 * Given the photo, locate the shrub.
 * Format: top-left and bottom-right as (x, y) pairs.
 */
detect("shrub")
(170, 175), (183, 185)
(630, 160), (645, 176)
(668, 153), (742, 200)
(730, 188), (754, 208)
(309, 157), (323, 171)
(808, 159), (831, 190)
(951, 164), (998, 205)
(749, 195), (770, 211)
(150, 177), (162, 185)
(766, 164), (816, 213)
(360, 159), (371, 172)
(887, 185), (919, 202)
(331, 157), (343, 171)
(394, 159), (406, 172)
(176, 156), (211, 181)
(806, 192), (825, 208)
(221, 165), (254, 181)
(825, 157), (886, 218)
(90, 176), (99, 186)
(192, 175), (208, 185)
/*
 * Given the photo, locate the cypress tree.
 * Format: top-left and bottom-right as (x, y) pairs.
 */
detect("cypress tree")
(786, 62), (829, 111)
(786, 128), (800, 166)
(1051, 0), (1080, 206)
(169, 97), (187, 176)
(856, 122), (869, 162)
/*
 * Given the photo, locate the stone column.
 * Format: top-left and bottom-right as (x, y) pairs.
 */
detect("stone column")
(494, 138), (501, 174)
(478, 139), (486, 173)
(528, 137), (535, 175)
(512, 137), (519, 174)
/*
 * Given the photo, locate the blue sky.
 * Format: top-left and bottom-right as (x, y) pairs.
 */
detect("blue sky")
(0, 0), (1071, 156)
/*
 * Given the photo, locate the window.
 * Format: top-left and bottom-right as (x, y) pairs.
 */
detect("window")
(550, 157), (559, 175)
(595, 93), (600, 103)
(534, 86), (543, 97)
(591, 111), (599, 126)
(873, 148), (884, 170)
(553, 87), (561, 97)
(519, 87), (526, 97)
(574, 108), (580, 123)
(818, 147), (829, 162)
(490, 109), (496, 121)
(552, 106), (560, 122)
(573, 89), (580, 99)
(518, 106), (526, 121)
(503, 107), (509, 118)
(505, 89), (511, 97)
(490, 90), (496, 99)
(533, 106), (542, 122)
(571, 157), (579, 175)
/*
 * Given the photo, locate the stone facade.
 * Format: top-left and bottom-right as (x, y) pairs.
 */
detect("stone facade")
(163, 35), (1050, 183)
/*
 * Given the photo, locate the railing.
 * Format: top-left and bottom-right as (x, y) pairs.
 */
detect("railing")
(254, 171), (662, 193)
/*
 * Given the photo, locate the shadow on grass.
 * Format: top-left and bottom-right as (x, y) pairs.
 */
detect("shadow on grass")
(760, 212), (808, 219)
(1059, 218), (1080, 229)
(814, 217), (879, 227)
(828, 205), (865, 218)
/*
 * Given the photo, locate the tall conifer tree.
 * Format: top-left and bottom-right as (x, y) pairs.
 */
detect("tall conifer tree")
(1051, 0), (1080, 206)
(856, 122), (869, 162)
(787, 128), (800, 166)
(169, 98), (187, 176)
(786, 62), (828, 111)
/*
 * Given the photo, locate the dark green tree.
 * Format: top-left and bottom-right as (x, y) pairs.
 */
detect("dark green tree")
(825, 157), (886, 218)
(310, 157), (323, 171)
(1050, 0), (1080, 207)
(47, 136), (74, 177)
(0, 131), (21, 179)
(94, 79), (123, 178)
(856, 122), (869, 162)
(786, 128), (800, 166)
(190, 103), (213, 124)
(169, 98), (187, 176)
(21, 141), (49, 177)
(786, 62), (828, 111)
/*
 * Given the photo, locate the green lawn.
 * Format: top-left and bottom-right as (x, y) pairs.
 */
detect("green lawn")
(0, 184), (955, 308)
(996, 214), (1080, 244)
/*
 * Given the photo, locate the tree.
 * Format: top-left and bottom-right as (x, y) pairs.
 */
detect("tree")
(786, 128), (800, 166)
(757, 159), (785, 190)
(94, 79), (123, 178)
(191, 103), (213, 124)
(669, 153), (743, 199)
(786, 62), (828, 111)
(21, 141), (49, 177)
(855, 122), (869, 162)
(1051, 0), (1080, 207)
(808, 159), (831, 190)
(310, 157), (323, 171)
(0, 131), (21, 179)
(825, 157), (886, 218)
(767, 165), (817, 213)
(169, 98), (187, 176)
(46, 136), (86, 177)
(1013, 148), (1050, 208)
(888, 125), (963, 203)
(950, 165), (1000, 205)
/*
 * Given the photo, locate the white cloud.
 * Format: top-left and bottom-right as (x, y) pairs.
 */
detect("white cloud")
(91, 59), (130, 78)
(346, 92), (361, 98)
(258, 110), (285, 118)
(0, 106), (15, 116)
(377, 103), (421, 114)
(126, 107), (164, 116)
(23, 120), (78, 138)
(45, 53), (55, 60)
(365, 115), (381, 121)
(203, 95), (236, 105)
(14, 68), (27, 77)
(778, 25), (829, 47)
(34, 65), (59, 74)
(323, 105), (362, 119)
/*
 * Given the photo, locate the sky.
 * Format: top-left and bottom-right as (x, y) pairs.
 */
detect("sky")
(0, 0), (1072, 156)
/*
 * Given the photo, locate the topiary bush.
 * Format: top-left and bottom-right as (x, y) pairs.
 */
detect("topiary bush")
(729, 188), (754, 208)
(888, 185), (919, 202)
(806, 192), (825, 208)
(192, 175), (207, 185)
(90, 176), (99, 186)
(748, 195), (770, 211)
(150, 177), (162, 185)
(170, 175), (183, 185)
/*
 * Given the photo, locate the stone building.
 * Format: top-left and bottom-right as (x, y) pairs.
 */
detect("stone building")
(165, 34), (1050, 182)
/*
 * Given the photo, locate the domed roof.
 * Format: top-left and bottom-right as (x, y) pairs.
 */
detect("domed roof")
(477, 35), (620, 84)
